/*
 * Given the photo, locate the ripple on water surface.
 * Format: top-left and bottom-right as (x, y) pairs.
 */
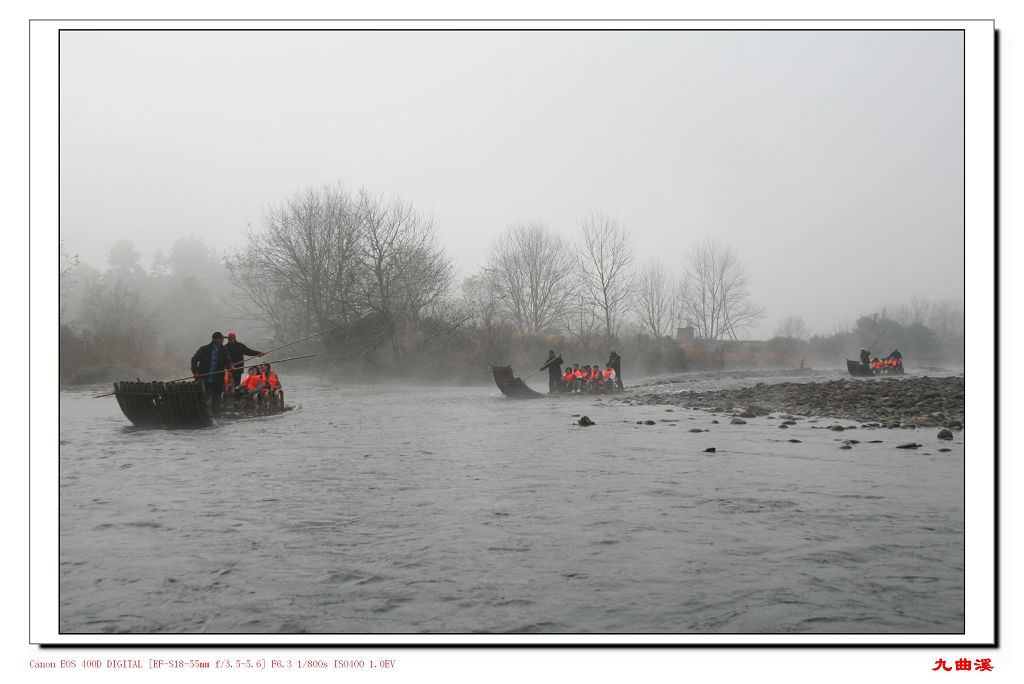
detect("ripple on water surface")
(59, 377), (965, 634)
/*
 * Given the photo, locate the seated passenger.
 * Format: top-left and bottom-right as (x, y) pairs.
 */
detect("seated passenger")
(263, 363), (283, 408)
(236, 366), (265, 403)
(603, 364), (617, 388)
(572, 364), (584, 392)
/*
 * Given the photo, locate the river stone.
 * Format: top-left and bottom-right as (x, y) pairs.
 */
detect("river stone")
(839, 445), (852, 450)
(938, 448), (952, 453)
(738, 410), (757, 418)
(896, 442), (920, 449)
(577, 416), (595, 426)
(777, 424), (788, 429)
(703, 447), (716, 453)
(689, 428), (703, 433)
(730, 417), (747, 425)
(711, 420), (719, 424)
(937, 429), (954, 440)
(830, 425), (846, 431)
(788, 439), (802, 443)
(644, 420), (656, 425)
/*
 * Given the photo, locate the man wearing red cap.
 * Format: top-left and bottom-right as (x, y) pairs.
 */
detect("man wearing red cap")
(224, 332), (264, 388)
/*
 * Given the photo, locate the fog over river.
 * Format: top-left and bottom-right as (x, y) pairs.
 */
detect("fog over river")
(59, 370), (964, 634)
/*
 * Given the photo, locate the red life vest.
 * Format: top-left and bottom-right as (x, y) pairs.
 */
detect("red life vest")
(603, 369), (612, 379)
(242, 374), (263, 390)
(266, 371), (280, 389)
(562, 371), (573, 382)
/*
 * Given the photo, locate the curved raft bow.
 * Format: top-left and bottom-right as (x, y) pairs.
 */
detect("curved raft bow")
(491, 365), (545, 399)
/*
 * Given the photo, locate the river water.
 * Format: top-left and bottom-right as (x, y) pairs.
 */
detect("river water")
(58, 370), (965, 635)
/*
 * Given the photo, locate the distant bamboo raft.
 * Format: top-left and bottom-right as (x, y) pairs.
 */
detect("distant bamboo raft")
(113, 381), (212, 427)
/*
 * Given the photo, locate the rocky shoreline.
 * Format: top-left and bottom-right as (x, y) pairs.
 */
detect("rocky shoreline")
(624, 375), (965, 429)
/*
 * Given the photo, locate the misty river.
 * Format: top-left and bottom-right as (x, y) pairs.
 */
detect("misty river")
(58, 370), (964, 634)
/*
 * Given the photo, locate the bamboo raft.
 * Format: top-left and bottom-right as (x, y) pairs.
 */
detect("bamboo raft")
(491, 364), (623, 399)
(112, 380), (294, 427)
(113, 380), (213, 427)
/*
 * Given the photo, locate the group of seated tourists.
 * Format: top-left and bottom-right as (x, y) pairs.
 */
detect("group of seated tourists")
(226, 363), (284, 410)
(558, 363), (618, 393)
(869, 356), (904, 374)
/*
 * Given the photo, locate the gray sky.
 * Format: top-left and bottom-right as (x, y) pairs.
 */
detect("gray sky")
(59, 29), (964, 338)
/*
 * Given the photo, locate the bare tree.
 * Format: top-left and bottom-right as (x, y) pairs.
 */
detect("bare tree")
(461, 273), (502, 332)
(484, 222), (576, 333)
(78, 278), (154, 353)
(563, 294), (603, 346)
(926, 299), (965, 340)
(775, 315), (808, 340)
(60, 240), (79, 322)
(577, 213), (636, 342)
(634, 260), (674, 338)
(677, 239), (764, 341)
(60, 240), (79, 282)
(892, 296), (934, 327)
(223, 244), (295, 341)
(354, 191), (454, 364)
(226, 184), (361, 335)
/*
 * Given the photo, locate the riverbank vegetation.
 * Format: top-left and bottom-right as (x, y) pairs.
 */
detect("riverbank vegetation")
(58, 184), (965, 385)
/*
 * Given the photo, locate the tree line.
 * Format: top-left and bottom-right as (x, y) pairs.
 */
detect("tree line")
(58, 182), (964, 385)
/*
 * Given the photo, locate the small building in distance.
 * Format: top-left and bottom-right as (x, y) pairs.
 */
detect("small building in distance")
(676, 321), (695, 346)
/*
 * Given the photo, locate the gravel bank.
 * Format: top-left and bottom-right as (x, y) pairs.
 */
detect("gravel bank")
(625, 375), (965, 429)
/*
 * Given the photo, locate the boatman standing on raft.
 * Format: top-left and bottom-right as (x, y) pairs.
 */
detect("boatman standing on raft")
(540, 350), (564, 394)
(191, 331), (235, 417)
(224, 331), (264, 388)
(608, 350), (623, 389)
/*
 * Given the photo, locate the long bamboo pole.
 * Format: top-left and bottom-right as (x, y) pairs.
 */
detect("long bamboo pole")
(93, 353), (318, 398)
(247, 324), (344, 361)
(522, 336), (588, 381)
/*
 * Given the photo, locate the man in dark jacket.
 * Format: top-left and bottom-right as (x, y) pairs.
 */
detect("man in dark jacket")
(225, 331), (264, 387)
(540, 350), (564, 393)
(191, 331), (235, 416)
(608, 351), (623, 389)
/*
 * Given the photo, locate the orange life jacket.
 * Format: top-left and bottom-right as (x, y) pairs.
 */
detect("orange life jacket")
(591, 369), (601, 381)
(266, 371), (280, 389)
(242, 374), (263, 390)
(574, 369), (583, 378)
(603, 369), (612, 379)
(562, 371), (573, 382)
